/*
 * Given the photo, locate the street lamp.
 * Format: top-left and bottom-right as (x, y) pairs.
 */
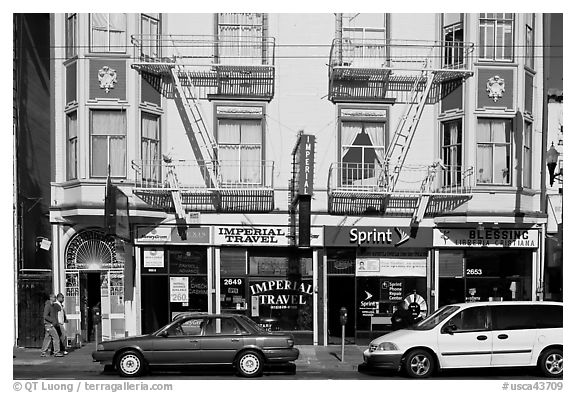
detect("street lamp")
(546, 143), (562, 187)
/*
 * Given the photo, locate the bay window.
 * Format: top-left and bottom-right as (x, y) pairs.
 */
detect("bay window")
(441, 119), (463, 187)
(66, 111), (78, 180)
(66, 13), (78, 58)
(90, 13), (127, 53)
(476, 118), (512, 185)
(523, 121), (532, 188)
(479, 13), (514, 61)
(141, 14), (160, 58)
(90, 110), (126, 177)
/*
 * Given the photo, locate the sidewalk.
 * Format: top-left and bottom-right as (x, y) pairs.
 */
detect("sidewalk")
(13, 343), (365, 372)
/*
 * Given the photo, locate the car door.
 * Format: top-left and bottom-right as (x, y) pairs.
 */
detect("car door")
(490, 305), (537, 367)
(437, 306), (493, 368)
(198, 317), (246, 364)
(146, 317), (205, 365)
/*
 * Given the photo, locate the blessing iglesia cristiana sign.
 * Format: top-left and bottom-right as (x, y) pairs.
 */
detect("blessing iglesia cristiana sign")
(433, 228), (539, 248)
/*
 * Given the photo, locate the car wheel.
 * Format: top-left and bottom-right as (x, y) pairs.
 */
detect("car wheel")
(116, 350), (145, 378)
(403, 349), (435, 378)
(236, 350), (264, 378)
(539, 348), (563, 378)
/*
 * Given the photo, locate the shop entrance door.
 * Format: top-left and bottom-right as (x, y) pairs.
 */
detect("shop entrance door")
(328, 276), (356, 344)
(79, 272), (101, 342)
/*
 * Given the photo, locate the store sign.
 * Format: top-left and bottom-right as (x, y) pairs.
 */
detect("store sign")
(434, 228), (539, 248)
(356, 257), (427, 277)
(325, 226), (432, 248)
(215, 226), (323, 247)
(143, 248), (164, 268)
(135, 226), (210, 244)
(297, 134), (315, 195)
(170, 277), (189, 303)
(249, 280), (313, 308)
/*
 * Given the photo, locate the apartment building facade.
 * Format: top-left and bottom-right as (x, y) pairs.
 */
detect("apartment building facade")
(49, 13), (547, 346)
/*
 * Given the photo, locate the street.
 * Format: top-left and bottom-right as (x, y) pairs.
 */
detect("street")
(13, 345), (547, 380)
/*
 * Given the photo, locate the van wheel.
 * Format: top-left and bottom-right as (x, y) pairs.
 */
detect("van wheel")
(116, 350), (145, 378)
(404, 349), (435, 378)
(236, 350), (264, 378)
(539, 348), (563, 378)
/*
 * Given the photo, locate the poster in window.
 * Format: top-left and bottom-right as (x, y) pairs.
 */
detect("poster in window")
(170, 277), (189, 303)
(221, 278), (246, 311)
(248, 279), (313, 331)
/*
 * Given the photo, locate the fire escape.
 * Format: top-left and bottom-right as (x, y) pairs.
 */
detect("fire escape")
(327, 38), (475, 224)
(130, 35), (276, 216)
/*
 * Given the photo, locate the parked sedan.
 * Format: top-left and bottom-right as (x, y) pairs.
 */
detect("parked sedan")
(92, 313), (299, 377)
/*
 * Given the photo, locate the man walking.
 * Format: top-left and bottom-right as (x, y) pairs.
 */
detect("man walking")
(55, 293), (69, 355)
(40, 294), (63, 357)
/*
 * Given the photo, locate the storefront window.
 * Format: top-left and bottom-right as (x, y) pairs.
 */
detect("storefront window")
(438, 249), (533, 306)
(140, 247), (209, 333)
(219, 248), (313, 333)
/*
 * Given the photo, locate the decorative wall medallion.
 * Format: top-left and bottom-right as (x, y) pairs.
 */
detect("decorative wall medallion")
(486, 75), (505, 102)
(98, 66), (118, 93)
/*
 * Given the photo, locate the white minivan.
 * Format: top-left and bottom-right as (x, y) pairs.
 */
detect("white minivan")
(362, 301), (562, 378)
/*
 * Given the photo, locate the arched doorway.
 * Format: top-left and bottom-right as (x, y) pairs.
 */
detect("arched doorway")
(64, 230), (125, 343)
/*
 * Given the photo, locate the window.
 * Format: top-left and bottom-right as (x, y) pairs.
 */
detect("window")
(90, 13), (127, 53)
(479, 13), (514, 61)
(476, 118), (512, 185)
(441, 119), (463, 187)
(217, 13), (265, 65)
(443, 14), (464, 67)
(141, 113), (161, 183)
(525, 15), (535, 69)
(445, 306), (488, 332)
(141, 14), (160, 58)
(66, 13), (78, 58)
(66, 112), (78, 180)
(492, 305), (534, 330)
(523, 121), (532, 187)
(533, 305), (563, 329)
(90, 110), (126, 177)
(217, 119), (262, 184)
(165, 317), (204, 336)
(340, 121), (386, 186)
(341, 13), (387, 68)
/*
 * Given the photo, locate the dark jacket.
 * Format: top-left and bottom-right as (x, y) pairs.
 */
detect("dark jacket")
(43, 300), (59, 325)
(391, 307), (413, 331)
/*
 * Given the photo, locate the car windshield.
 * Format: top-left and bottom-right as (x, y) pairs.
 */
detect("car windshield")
(236, 315), (266, 333)
(412, 305), (460, 330)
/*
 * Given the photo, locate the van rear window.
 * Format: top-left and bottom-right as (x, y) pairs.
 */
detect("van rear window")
(491, 304), (562, 330)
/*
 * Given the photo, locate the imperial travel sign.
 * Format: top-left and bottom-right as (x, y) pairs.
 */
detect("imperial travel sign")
(433, 228), (539, 248)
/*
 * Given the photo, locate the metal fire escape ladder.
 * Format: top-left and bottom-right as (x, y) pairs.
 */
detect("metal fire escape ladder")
(385, 70), (436, 193)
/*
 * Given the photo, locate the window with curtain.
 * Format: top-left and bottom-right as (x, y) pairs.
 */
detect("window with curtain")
(67, 111), (78, 180)
(443, 19), (464, 68)
(141, 14), (160, 58)
(217, 119), (262, 184)
(525, 15), (535, 69)
(90, 13), (127, 53)
(141, 113), (160, 183)
(479, 13), (514, 61)
(66, 13), (78, 58)
(476, 118), (512, 185)
(217, 13), (264, 65)
(90, 110), (126, 177)
(523, 121), (532, 188)
(340, 120), (386, 186)
(441, 119), (462, 187)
